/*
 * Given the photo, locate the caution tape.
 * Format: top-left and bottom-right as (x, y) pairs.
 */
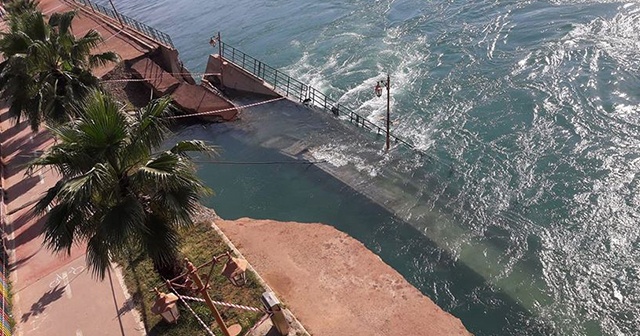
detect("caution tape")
(170, 288), (216, 335)
(101, 73), (222, 83)
(179, 295), (265, 313)
(163, 96), (286, 120)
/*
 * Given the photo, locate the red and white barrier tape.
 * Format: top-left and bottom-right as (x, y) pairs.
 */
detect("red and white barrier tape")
(163, 97), (285, 120)
(179, 295), (265, 313)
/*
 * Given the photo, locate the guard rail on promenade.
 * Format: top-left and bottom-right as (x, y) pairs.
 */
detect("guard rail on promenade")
(71, 0), (175, 49)
(219, 41), (414, 150)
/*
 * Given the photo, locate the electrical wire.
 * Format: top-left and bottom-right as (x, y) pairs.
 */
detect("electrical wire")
(193, 160), (326, 165)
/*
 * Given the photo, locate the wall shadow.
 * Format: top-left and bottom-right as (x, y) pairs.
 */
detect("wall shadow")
(5, 175), (40, 200)
(8, 215), (47, 248)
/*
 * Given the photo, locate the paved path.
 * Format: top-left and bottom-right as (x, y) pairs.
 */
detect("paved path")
(1, 107), (146, 336)
(1, 0), (160, 334)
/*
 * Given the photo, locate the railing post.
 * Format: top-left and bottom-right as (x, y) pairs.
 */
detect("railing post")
(274, 70), (278, 89)
(107, 0), (124, 27)
(286, 77), (290, 97)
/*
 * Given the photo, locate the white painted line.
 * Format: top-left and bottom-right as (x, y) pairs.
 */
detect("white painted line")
(62, 272), (73, 299)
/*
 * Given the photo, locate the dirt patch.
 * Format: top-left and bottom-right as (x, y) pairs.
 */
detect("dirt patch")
(218, 218), (471, 336)
(102, 62), (153, 109)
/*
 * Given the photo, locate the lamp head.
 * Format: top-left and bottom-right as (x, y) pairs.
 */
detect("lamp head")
(374, 82), (383, 97)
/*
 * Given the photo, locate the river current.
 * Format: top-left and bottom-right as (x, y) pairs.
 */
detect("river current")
(100, 0), (640, 335)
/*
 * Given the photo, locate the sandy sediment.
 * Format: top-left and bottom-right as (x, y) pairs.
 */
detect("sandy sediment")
(217, 217), (471, 336)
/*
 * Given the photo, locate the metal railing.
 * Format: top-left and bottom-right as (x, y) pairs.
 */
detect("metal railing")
(71, 0), (175, 49)
(220, 41), (414, 150)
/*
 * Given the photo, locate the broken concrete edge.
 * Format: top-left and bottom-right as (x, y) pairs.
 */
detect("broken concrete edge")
(205, 218), (312, 336)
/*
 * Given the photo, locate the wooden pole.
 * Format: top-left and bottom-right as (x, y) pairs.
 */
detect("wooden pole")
(385, 73), (390, 152)
(185, 259), (231, 336)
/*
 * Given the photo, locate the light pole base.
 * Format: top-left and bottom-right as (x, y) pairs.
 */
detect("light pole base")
(227, 324), (242, 336)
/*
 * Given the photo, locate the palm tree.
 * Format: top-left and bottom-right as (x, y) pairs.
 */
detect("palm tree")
(28, 90), (215, 280)
(0, 8), (118, 131)
(4, 0), (40, 16)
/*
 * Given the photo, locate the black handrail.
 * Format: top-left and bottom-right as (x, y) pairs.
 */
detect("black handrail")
(220, 41), (414, 149)
(71, 0), (175, 49)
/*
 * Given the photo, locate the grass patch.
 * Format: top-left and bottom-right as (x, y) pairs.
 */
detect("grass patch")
(116, 220), (265, 336)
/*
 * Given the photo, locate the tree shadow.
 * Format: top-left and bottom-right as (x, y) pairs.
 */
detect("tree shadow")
(0, 120), (29, 143)
(2, 128), (49, 154)
(116, 296), (136, 318)
(6, 207), (39, 232)
(20, 285), (65, 323)
(126, 251), (151, 333)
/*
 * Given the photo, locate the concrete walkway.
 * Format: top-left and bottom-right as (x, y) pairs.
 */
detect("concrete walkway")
(0, 0), (159, 335)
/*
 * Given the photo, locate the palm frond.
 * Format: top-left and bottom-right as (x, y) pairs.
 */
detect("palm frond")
(140, 214), (181, 273)
(170, 140), (218, 158)
(41, 203), (85, 254)
(32, 180), (63, 216)
(98, 196), (147, 248)
(77, 90), (129, 155)
(132, 96), (172, 147)
(48, 11), (76, 36)
(88, 51), (119, 69)
(85, 235), (111, 279)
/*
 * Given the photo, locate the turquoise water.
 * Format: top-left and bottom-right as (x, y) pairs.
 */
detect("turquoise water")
(106, 0), (640, 334)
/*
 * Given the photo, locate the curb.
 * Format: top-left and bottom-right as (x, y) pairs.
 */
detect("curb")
(206, 219), (312, 336)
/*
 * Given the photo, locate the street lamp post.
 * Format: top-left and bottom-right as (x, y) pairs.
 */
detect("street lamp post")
(153, 254), (248, 336)
(185, 259), (236, 336)
(374, 74), (391, 152)
(209, 32), (224, 88)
